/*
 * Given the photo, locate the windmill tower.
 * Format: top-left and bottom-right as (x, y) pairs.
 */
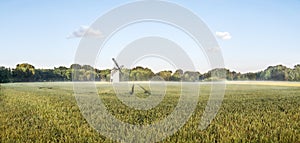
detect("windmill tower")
(111, 58), (123, 82)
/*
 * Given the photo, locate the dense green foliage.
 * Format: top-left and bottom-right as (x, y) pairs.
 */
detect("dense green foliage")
(0, 67), (11, 83)
(0, 82), (299, 142)
(1, 63), (300, 83)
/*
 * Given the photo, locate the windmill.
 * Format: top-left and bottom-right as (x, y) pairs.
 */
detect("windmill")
(111, 58), (124, 82)
(111, 58), (151, 95)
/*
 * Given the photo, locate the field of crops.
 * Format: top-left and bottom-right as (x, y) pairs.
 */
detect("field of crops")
(0, 82), (300, 142)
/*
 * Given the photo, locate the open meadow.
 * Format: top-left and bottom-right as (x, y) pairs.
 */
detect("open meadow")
(0, 82), (300, 142)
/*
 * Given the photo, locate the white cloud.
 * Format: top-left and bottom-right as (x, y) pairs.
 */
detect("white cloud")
(216, 31), (232, 40)
(67, 25), (103, 39)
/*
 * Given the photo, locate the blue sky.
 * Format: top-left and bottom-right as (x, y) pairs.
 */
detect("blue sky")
(0, 0), (299, 73)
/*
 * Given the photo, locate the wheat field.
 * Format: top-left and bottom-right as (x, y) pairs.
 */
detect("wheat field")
(0, 82), (299, 142)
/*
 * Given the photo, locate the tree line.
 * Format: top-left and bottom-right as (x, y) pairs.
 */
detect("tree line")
(1, 63), (300, 83)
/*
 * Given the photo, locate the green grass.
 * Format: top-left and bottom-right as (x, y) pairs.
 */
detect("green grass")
(0, 82), (300, 142)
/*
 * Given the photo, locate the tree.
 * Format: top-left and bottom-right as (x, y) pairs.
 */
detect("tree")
(98, 69), (111, 81)
(0, 67), (11, 83)
(34, 69), (60, 81)
(293, 65), (300, 81)
(82, 65), (94, 71)
(70, 64), (81, 70)
(171, 69), (183, 81)
(130, 66), (154, 81)
(259, 65), (289, 81)
(54, 66), (70, 81)
(12, 63), (35, 82)
(156, 70), (172, 81)
(241, 72), (257, 80)
(120, 68), (131, 81)
(182, 71), (200, 82)
(202, 68), (227, 81)
(287, 68), (296, 81)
